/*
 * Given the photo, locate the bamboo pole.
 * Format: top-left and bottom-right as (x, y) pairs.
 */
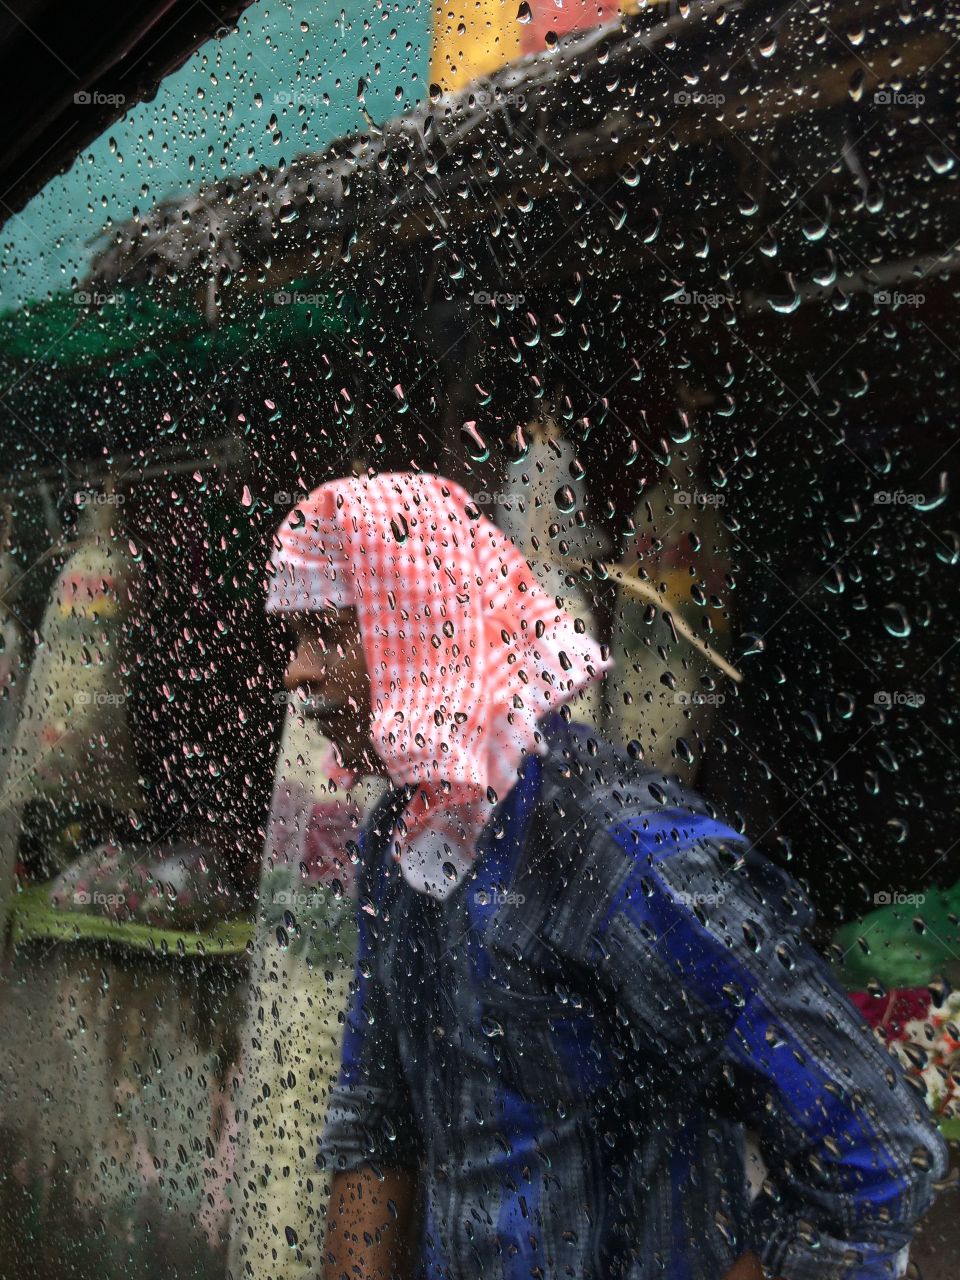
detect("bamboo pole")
(557, 555), (744, 683)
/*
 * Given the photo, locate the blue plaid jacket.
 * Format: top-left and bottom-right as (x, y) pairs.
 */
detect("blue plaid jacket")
(320, 716), (947, 1280)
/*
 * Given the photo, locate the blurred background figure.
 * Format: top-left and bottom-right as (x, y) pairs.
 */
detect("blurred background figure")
(226, 695), (384, 1280)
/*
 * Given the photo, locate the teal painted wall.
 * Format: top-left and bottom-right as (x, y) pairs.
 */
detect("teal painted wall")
(0, 0), (431, 311)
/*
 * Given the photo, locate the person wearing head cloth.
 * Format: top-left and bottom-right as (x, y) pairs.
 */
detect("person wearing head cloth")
(267, 473), (945, 1280)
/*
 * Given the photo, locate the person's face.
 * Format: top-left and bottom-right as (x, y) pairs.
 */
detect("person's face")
(283, 608), (383, 774)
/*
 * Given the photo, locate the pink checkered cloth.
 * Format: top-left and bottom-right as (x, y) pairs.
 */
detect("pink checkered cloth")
(265, 472), (611, 897)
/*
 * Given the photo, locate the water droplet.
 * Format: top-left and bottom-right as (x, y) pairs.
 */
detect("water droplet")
(722, 982), (746, 1009)
(641, 209), (662, 243)
(775, 943), (794, 971)
(887, 817), (909, 844)
(926, 150), (954, 175)
(881, 603), (911, 638)
(914, 470), (948, 512)
(742, 921), (768, 952)
(767, 274), (801, 313)
(910, 1145), (933, 1171)
(901, 1041), (926, 1075)
(758, 32), (777, 57)
(507, 424), (528, 460)
(799, 711), (822, 743)
(554, 485), (576, 514)
(764, 1023), (786, 1048)
(927, 976), (950, 1008)
(812, 255), (837, 287)
(758, 229), (779, 258)
(801, 200), (831, 242)
(461, 421), (489, 462)
(935, 530), (960, 565)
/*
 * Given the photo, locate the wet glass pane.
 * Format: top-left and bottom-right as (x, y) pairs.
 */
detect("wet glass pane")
(0, 1), (957, 1278)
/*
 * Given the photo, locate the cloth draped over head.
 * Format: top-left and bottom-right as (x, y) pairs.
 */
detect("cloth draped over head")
(266, 472), (611, 899)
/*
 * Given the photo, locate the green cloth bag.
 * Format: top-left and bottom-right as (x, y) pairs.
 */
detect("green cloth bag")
(833, 880), (960, 990)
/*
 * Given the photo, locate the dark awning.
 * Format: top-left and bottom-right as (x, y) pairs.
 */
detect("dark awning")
(0, 0), (254, 225)
(84, 0), (957, 312)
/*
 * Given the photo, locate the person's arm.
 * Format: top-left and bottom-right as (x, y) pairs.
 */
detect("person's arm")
(595, 809), (948, 1280)
(722, 1251), (767, 1280)
(325, 1166), (419, 1280)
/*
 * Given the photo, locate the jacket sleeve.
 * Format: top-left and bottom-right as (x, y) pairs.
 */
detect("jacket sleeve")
(318, 818), (423, 1175)
(597, 811), (948, 1280)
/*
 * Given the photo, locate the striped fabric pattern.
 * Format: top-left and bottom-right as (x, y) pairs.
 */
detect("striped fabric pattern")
(320, 716), (948, 1280)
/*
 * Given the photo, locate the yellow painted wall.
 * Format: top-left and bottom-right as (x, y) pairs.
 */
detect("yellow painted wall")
(430, 0), (523, 91)
(430, 0), (651, 94)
